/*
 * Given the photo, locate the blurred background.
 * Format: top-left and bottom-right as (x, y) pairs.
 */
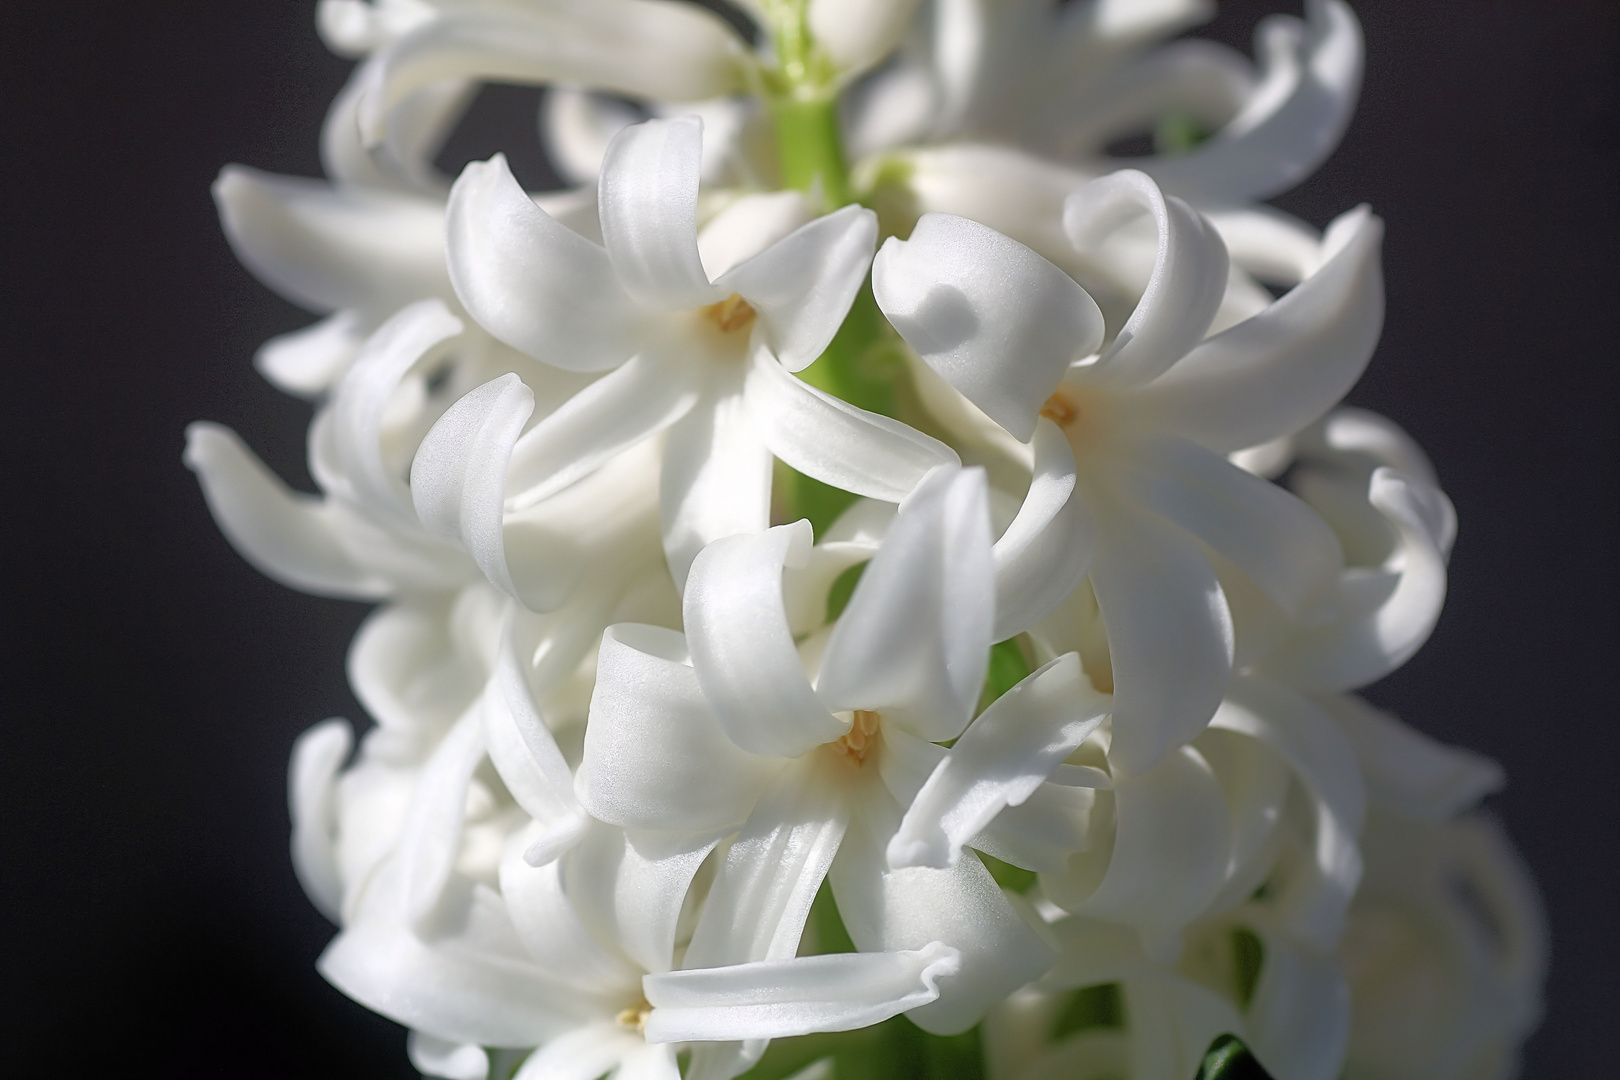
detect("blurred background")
(0, 2), (1614, 1076)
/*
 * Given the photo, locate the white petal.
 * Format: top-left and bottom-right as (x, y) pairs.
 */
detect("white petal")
(1202, 205), (1324, 287)
(1262, 467), (1451, 691)
(213, 166), (450, 315)
(830, 782), (1057, 1034)
(356, 4), (745, 144)
(1047, 745), (1232, 949)
(599, 117), (720, 309)
(644, 943), (959, 1043)
(482, 625), (588, 866)
(1211, 677), (1365, 947)
(716, 204), (877, 371)
(183, 422), (391, 600)
(408, 1032), (489, 1080)
(447, 154), (646, 371)
(1062, 170), (1229, 387)
(1141, 0), (1363, 202)
(1319, 694), (1502, 820)
(1088, 499), (1233, 776)
(544, 87), (646, 188)
(872, 214), (1102, 441)
(1132, 205), (1384, 453)
(319, 883), (584, 1047)
(289, 718), (353, 922)
(331, 300), (465, 523)
(396, 705), (487, 932)
(1121, 436), (1343, 619)
(745, 350), (960, 503)
(818, 467), (993, 741)
(808, 0), (923, 79)
(972, 775), (1101, 876)
(697, 191), (815, 280)
(612, 1044), (683, 1080)
(498, 828), (645, 994)
(346, 597), (486, 751)
(684, 523), (848, 759)
(411, 374), (535, 601)
(512, 1023), (640, 1080)
(578, 624), (783, 836)
(660, 377), (773, 592)
(561, 824), (719, 976)
(683, 758), (851, 967)
(888, 654), (1109, 870)
(255, 310), (367, 399)
(504, 347), (701, 511)
(991, 420), (1096, 639)
(1243, 923), (1351, 1080)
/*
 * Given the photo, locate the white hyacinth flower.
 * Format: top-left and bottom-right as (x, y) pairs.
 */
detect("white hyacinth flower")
(576, 467), (1095, 1056)
(437, 114), (959, 587)
(873, 168), (1381, 774)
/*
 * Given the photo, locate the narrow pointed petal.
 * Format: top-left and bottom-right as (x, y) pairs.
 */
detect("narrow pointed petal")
(447, 154), (645, 371)
(717, 204), (878, 370)
(1063, 170), (1229, 387)
(991, 420), (1096, 639)
(660, 379), (773, 592)
(644, 943), (959, 1043)
(684, 523), (848, 759)
(1243, 924), (1351, 1080)
(1263, 467), (1451, 691)
(411, 374), (535, 601)
(1212, 677), (1365, 947)
(1121, 436), (1343, 619)
(745, 350), (960, 503)
(1142, 0), (1363, 202)
(331, 300), (465, 522)
(482, 627), (588, 867)
(683, 759), (850, 967)
(1088, 500), (1233, 776)
(497, 830), (645, 994)
(831, 783), (1056, 1035)
(395, 705), (486, 931)
(255, 310), (367, 399)
(504, 348), (701, 511)
(319, 881), (585, 1047)
(872, 214), (1102, 441)
(184, 422), (391, 600)
(578, 624), (783, 836)
(512, 1023), (640, 1080)
(1320, 694), (1502, 820)
(356, 4), (745, 145)
(213, 165), (449, 314)
(599, 117), (720, 309)
(818, 467), (994, 741)
(562, 825), (719, 976)
(888, 654), (1109, 870)
(1133, 205), (1384, 453)
(289, 718), (353, 922)
(1046, 745), (1232, 948)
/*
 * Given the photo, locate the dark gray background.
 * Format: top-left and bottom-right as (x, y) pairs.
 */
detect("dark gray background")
(1, 2), (1614, 1075)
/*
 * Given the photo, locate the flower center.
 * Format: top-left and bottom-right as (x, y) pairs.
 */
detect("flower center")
(700, 293), (758, 333)
(1040, 390), (1079, 427)
(615, 998), (652, 1033)
(830, 710), (882, 766)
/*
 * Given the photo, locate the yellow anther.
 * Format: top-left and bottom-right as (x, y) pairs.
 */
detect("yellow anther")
(701, 293), (757, 333)
(616, 1000), (652, 1032)
(1040, 390), (1078, 427)
(832, 710), (882, 766)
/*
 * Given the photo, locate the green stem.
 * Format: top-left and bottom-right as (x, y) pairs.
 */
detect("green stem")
(770, 92), (852, 210)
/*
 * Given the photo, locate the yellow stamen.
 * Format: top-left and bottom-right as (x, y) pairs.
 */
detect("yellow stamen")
(701, 293), (757, 333)
(1040, 390), (1078, 427)
(616, 1000), (652, 1032)
(831, 710), (882, 765)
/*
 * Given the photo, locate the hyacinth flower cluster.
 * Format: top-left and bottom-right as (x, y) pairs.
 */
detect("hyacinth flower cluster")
(185, 1), (1547, 1078)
